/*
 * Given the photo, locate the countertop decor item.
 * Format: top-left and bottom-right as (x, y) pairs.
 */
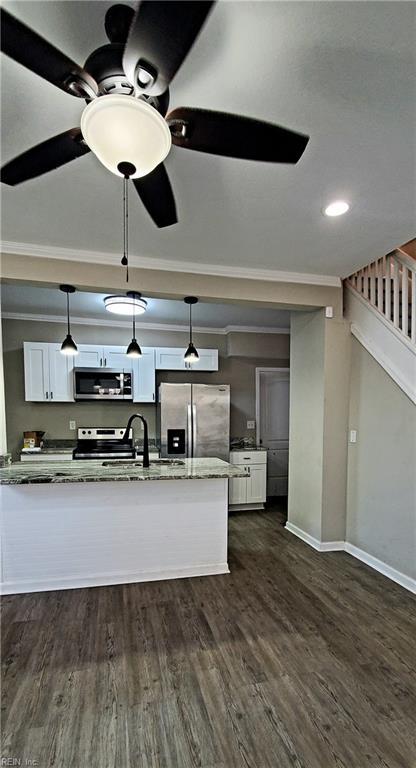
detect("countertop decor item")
(60, 284), (78, 356)
(184, 296), (199, 364)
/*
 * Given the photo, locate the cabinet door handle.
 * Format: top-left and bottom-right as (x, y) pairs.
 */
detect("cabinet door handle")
(152, 393), (155, 401)
(100, 358), (102, 367)
(104, 358), (107, 366)
(45, 391), (49, 399)
(50, 391), (53, 400)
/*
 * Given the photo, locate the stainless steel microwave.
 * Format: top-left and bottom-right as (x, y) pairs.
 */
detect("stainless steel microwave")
(73, 368), (133, 400)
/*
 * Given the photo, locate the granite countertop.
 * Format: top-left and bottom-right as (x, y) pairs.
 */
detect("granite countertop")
(0, 458), (246, 485)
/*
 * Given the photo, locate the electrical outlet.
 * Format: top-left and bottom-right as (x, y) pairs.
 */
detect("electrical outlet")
(349, 430), (357, 443)
(69, 420), (76, 431)
(247, 420), (256, 430)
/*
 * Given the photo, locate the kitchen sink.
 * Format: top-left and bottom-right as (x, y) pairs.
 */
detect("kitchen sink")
(101, 459), (185, 467)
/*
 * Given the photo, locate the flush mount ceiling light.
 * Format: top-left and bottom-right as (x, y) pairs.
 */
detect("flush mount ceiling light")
(323, 200), (350, 217)
(184, 296), (200, 364)
(60, 284), (78, 356)
(80, 95), (172, 179)
(104, 291), (147, 316)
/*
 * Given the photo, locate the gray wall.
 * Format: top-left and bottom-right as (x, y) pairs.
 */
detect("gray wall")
(287, 310), (325, 539)
(287, 310), (350, 542)
(346, 337), (416, 579)
(2, 318), (289, 459)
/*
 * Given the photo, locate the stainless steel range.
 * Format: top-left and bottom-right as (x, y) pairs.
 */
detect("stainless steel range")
(73, 427), (134, 460)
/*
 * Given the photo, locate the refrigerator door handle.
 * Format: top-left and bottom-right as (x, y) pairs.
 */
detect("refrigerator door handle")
(187, 403), (193, 458)
(192, 403), (197, 458)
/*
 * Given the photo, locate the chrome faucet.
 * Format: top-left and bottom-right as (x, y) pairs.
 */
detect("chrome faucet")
(122, 414), (150, 468)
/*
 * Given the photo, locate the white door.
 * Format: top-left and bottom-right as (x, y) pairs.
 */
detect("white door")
(48, 344), (74, 401)
(246, 464), (267, 503)
(133, 348), (156, 402)
(76, 345), (103, 367)
(229, 476), (247, 505)
(257, 369), (290, 496)
(104, 346), (132, 370)
(155, 348), (187, 370)
(23, 342), (50, 401)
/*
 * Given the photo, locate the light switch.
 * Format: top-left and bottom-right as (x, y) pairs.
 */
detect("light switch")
(325, 306), (334, 318)
(349, 430), (357, 443)
(247, 420), (256, 430)
(69, 420), (76, 430)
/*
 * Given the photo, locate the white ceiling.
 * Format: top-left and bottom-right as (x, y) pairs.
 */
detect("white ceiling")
(1, 1), (415, 278)
(0, 283), (291, 330)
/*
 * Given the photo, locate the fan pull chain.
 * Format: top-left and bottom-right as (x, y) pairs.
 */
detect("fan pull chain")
(121, 176), (129, 283)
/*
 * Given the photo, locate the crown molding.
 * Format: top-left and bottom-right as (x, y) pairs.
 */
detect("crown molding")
(1, 312), (290, 336)
(1, 240), (341, 288)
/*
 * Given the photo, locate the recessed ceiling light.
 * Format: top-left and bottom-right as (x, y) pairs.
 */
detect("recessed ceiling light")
(323, 200), (350, 217)
(104, 291), (147, 316)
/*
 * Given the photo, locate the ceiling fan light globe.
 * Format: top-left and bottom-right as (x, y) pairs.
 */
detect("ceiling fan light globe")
(80, 94), (171, 178)
(126, 339), (142, 358)
(61, 334), (79, 356)
(184, 343), (200, 363)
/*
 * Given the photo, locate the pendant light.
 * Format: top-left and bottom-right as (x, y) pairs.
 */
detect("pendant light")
(60, 285), (78, 356)
(184, 296), (200, 363)
(126, 292), (142, 358)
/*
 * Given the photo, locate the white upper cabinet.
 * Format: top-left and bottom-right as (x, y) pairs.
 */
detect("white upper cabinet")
(48, 344), (74, 401)
(23, 343), (219, 402)
(155, 347), (187, 370)
(155, 347), (218, 371)
(76, 345), (133, 370)
(104, 346), (133, 371)
(24, 342), (73, 402)
(24, 342), (50, 402)
(76, 345), (103, 368)
(133, 348), (156, 402)
(194, 349), (218, 371)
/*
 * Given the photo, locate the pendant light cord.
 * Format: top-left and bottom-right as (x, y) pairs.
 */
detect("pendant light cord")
(132, 311), (136, 340)
(121, 177), (129, 283)
(189, 302), (192, 343)
(67, 292), (70, 336)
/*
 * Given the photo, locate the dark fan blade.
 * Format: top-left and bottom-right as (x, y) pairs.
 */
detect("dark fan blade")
(1, 129), (90, 186)
(105, 4), (135, 44)
(0, 8), (98, 98)
(123, 1), (214, 96)
(133, 164), (177, 227)
(167, 108), (309, 164)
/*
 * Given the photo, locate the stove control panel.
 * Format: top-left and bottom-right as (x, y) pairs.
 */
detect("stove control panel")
(77, 427), (132, 440)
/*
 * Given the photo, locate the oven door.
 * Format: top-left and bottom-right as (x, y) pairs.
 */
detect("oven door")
(73, 368), (132, 400)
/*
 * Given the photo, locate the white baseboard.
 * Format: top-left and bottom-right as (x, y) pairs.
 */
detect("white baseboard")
(285, 523), (416, 594)
(285, 522), (344, 552)
(344, 543), (416, 594)
(0, 562), (230, 596)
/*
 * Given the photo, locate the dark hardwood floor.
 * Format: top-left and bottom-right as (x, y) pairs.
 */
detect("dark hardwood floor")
(1, 503), (416, 768)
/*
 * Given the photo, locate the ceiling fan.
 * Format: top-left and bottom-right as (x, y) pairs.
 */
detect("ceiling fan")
(0, 2), (310, 228)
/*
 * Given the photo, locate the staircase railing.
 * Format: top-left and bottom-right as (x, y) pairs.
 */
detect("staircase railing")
(347, 250), (416, 346)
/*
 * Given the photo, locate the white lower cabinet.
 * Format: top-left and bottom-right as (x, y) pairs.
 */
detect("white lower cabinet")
(24, 342), (74, 402)
(132, 348), (156, 402)
(229, 451), (267, 510)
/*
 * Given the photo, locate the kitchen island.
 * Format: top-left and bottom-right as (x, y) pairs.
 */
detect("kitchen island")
(0, 458), (245, 594)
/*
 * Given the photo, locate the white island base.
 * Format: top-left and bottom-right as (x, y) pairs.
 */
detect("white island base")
(1, 478), (229, 594)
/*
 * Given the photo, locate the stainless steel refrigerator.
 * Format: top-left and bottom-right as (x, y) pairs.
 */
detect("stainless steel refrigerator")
(158, 383), (230, 461)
